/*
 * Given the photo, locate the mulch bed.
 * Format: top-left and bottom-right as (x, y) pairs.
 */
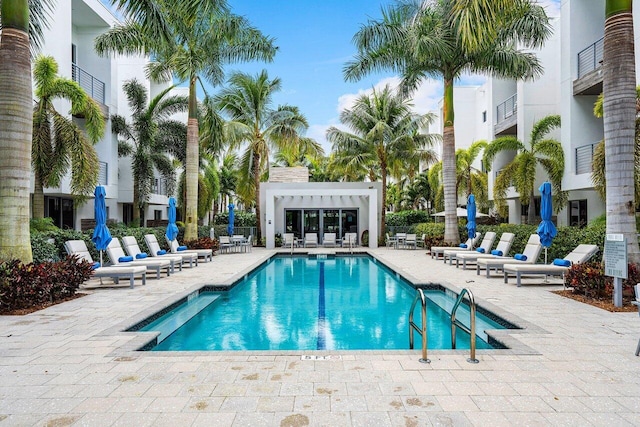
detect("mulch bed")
(0, 293), (87, 316)
(552, 290), (637, 312)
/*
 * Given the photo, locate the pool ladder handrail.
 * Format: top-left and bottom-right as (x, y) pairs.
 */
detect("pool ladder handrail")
(451, 288), (479, 364)
(408, 289), (430, 363)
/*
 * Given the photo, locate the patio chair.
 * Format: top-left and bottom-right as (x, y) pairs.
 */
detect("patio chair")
(323, 233), (337, 247)
(304, 233), (318, 248)
(385, 232), (398, 248)
(443, 232), (496, 264)
(166, 237), (213, 262)
(107, 238), (172, 279)
(476, 234), (541, 277)
(64, 240), (147, 288)
(122, 235), (182, 273)
(240, 235), (253, 252)
(416, 234), (426, 248)
(282, 233), (298, 248)
(502, 244), (599, 287)
(144, 234), (197, 267)
(453, 232), (515, 270)
(404, 233), (418, 249)
(218, 236), (234, 254)
(430, 232), (482, 259)
(633, 284), (640, 356)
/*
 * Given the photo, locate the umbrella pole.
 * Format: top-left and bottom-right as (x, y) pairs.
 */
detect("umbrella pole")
(544, 247), (549, 283)
(99, 250), (104, 285)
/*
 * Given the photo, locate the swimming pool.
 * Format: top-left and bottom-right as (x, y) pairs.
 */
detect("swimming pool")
(138, 255), (507, 351)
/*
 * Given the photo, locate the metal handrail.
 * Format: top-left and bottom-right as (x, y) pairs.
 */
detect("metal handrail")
(71, 63), (105, 104)
(408, 289), (430, 363)
(496, 93), (517, 125)
(451, 288), (479, 363)
(577, 37), (604, 79)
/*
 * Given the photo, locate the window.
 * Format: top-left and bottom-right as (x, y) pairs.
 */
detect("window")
(520, 197), (541, 217)
(569, 200), (587, 228)
(154, 210), (162, 220)
(482, 110), (487, 123)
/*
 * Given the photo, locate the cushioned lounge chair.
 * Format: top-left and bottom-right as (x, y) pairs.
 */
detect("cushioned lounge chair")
(323, 233), (337, 247)
(166, 237), (213, 262)
(65, 240), (146, 288)
(342, 233), (358, 247)
(476, 234), (542, 277)
(502, 244), (599, 287)
(430, 233), (482, 259)
(304, 233), (318, 248)
(454, 232), (515, 269)
(144, 234), (197, 267)
(107, 239), (172, 279)
(282, 233), (298, 248)
(443, 232), (496, 264)
(122, 236), (182, 273)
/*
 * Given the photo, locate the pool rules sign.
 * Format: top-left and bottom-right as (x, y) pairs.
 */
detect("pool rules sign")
(605, 234), (627, 307)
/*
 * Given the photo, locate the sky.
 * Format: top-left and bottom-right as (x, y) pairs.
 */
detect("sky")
(103, 0), (561, 153)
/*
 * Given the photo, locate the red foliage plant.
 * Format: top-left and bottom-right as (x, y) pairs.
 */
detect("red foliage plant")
(564, 261), (639, 302)
(183, 237), (220, 253)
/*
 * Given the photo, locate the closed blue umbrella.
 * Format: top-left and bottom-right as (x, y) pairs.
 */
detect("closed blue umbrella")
(227, 204), (235, 236)
(165, 197), (179, 242)
(466, 194), (477, 246)
(537, 181), (557, 264)
(91, 186), (112, 267)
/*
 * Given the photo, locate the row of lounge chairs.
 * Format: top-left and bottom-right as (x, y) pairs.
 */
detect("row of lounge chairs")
(65, 234), (213, 288)
(282, 232), (356, 248)
(430, 232), (599, 287)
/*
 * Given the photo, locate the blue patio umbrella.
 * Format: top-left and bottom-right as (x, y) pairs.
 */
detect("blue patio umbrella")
(165, 197), (179, 242)
(466, 194), (477, 246)
(227, 204), (235, 236)
(537, 181), (557, 263)
(91, 186), (112, 266)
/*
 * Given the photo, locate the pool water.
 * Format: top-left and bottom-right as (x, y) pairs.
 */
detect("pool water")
(141, 256), (505, 351)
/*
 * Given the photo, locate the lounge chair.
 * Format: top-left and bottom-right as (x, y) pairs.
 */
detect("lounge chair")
(282, 233), (298, 248)
(166, 237), (213, 262)
(342, 232), (358, 248)
(443, 232), (496, 264)
(453, 232), (515, 270)
(304, 233), (318, 248)
(65, 240), (146, 288)
(503, 244), (599, 287)
(476, 234), (542, 277)
(323, 233), (337, 247)
(144, 234), (197, 267)
(107, 238), (172, 279)
(122, 236), (182, 273)
(430, 232), (482, 259)
(633, 284), (640, 356)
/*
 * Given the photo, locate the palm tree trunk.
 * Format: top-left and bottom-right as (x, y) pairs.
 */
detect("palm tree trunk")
(132, 181), (141, 227)
(0, 2), (33, 262)
(527, 189), (536, 225)
(603, 1), (640, 263)
(442, 79), (459, 244)
(32, 173), (45, 219)
(253, 151), (262, 242)
(184, 76), (199, 241)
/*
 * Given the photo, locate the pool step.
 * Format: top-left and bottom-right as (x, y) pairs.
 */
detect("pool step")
(145, 294), (220, 342)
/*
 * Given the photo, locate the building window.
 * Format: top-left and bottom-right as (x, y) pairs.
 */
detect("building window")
(482, 110), (487, 123)
(154, 210), (162, 220)
(520, 197), (541, 218)
(569, 200), (587, 228)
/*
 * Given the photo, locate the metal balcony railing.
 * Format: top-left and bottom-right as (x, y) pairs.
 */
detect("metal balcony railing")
(71, 63), (105, 104)
(577, 37), (604, 79)
(496, 93), (517, 125)
(575, 141), (600, 175)
(98, 161), (108, 185)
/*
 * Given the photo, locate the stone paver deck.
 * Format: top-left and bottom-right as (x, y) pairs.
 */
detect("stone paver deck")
(1, 247), (639, 426)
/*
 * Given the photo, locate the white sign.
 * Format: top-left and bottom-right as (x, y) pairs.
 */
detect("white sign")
(604, 236), (627, 279)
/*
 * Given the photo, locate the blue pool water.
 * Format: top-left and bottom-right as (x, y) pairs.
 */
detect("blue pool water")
(141, 256), (506, 351)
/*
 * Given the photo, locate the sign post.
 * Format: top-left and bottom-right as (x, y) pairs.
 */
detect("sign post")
(604, 234), (627, 307)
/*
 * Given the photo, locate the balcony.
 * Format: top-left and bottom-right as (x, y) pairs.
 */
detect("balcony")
(575, 141), (600, 175)
(494, 93), (517, 136)
(573, 37), (603, 96)
(71, 63), (108, 117)
(98, 161), (108, 185)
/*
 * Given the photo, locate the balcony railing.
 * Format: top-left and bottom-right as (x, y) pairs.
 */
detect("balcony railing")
(98, 161), (108, 185)
(577, 37), (604, 79)
(496, 93), (517, 125)
(575, 141), (599, 175)
(71, 63), (105, 104)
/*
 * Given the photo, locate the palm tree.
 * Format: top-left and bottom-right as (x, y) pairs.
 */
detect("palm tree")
(344, 0), (550, 244)
(602, 0), (639, 262)
(0, 0), (54, 262)
(95, 0), (276, 241)
(0, 0), (55, 55)
(483, 115), (565, 224)
(112, 79), (187, 226)
(216, 70), (315, 241)
(218, 152), (238, 213)
(273, 138), (324, 167)
(326, 85), (438, 238)
(404, 170), (432, 210)
(455, 141), (489, 212)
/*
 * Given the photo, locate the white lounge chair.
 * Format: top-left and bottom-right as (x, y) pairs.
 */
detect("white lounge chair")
(122, 235), (182, 273)
(282, 233), (298, 248)
(166, 237), (213, 262)
(342, 232), (358, 248)
(65, 240), (146, 288)
(476, 234), (542, 277)
(503, 244), (599, 287)
(107, 239), (172, 279)
(144, 234), (197, 267)
(323, 233), (337, 247)
(443, 232), (496, 264)
(304, 233), (318, 248)
(454, 232), (515, 270)
(430, 233), (482, 259)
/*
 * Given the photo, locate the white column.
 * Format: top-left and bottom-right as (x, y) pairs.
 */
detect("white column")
(266, 192), (276, 249)
(368, 190), (378, 248)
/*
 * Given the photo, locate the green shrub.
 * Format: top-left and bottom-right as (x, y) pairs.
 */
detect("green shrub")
(30, 217), (59, 233)
(214, 211), (257, 227)
(386, 210), (431, 226)
(31, 233), (60, 264)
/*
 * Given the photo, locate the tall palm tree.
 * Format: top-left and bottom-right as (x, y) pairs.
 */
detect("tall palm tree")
(95, 0), (276, 241)
(483, 115), (565, 224)
(404, 170), (432, 210)
(327, 85), (438, 238)
(0, 0), (53, 262)
(218, 152), (238, 213)
(112, 79), (187, 226)
(0, 0), (55, 55)
(602, 0), (639, 262)
(273, 138), (324, 167)
(345, 0), (550, 244)
(216, 70), (314, 241)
